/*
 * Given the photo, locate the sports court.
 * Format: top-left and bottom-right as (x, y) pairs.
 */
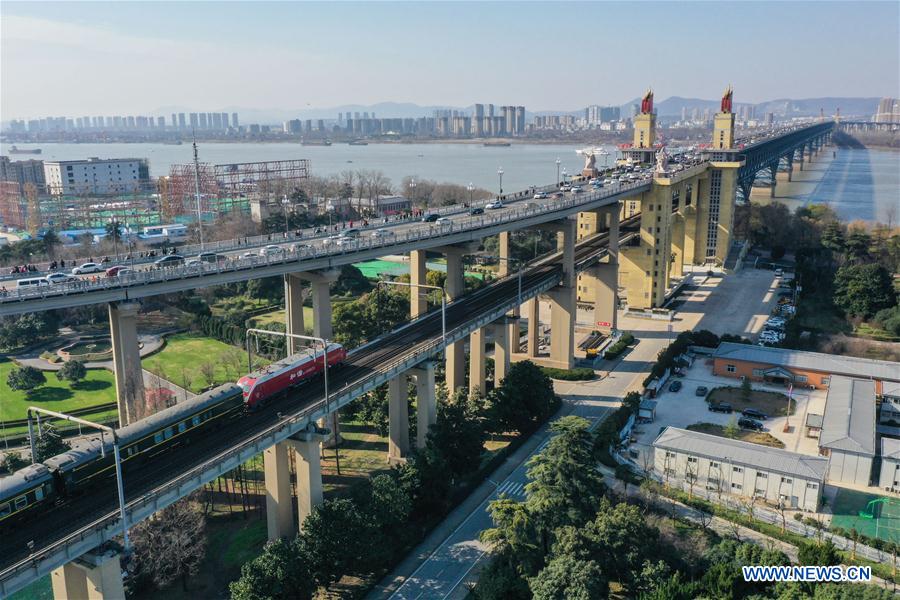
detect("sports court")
(830, 487), (900, 543)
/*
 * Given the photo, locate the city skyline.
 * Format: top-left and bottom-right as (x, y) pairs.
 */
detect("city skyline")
(2, 1), (898, 119)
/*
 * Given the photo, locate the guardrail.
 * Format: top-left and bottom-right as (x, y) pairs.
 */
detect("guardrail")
(1, 179), (653, 306)
(0, 263), (565, 597)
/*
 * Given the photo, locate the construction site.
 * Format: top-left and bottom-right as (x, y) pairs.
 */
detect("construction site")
(0, 158), (310, 235)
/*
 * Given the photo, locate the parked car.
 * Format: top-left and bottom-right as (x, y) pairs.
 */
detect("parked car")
(469, 207), (484, 215)
(485, 199), (504, 210)
(153, 255), (185, 269)
(259, 245), (284, 256)
(738, 417), (764, 431)
(71, 262), (101, 275)
(774, 268), (784, 277)
(742, 408), (768, 420)
(421, 213), (440, 222)
(45, 272), (76, 284)
(695, 386), (709, 397)
(709, 403), (733, 413)
(668, 380), (682, 392)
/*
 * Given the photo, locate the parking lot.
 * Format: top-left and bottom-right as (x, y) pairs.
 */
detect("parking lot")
(630, 358), (826, 465)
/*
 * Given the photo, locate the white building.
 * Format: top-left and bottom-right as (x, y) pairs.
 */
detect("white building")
(653, 427), (827, 512)
(44, 158), (150, 196)
(878, 438), (900, 493)
(818, 376), (876, 487)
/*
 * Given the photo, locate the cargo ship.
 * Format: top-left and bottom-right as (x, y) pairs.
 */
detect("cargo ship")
(348, 139), (369, 146)
(483, 141), (511, 147)
(9, 146), (42, 155)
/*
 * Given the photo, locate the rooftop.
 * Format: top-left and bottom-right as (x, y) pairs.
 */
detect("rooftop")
(712, 342), (900, 383)
(819, 376), (876, 456)
(653, 426), (829, 481)
(881, 437), (900, 460)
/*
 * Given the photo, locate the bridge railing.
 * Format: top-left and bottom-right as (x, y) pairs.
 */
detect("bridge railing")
(1, 179), (652, 305)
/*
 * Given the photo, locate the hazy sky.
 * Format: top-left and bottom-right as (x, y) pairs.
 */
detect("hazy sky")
(2, 1), (898, 119)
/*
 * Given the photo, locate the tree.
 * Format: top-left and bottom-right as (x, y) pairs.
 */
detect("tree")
(1, 451), (28, 475)
(488, 361), (557, 434)
(229, 539), (315, 600)
(0, 312), (59, 351)
(56, 360), (87, 385)
(845, 229), (872, 263)
(32, 423), (70, 462)
(130, 495), (206, 591)
(299, 498), (374, 586)
(528, 554), (608, 600)
(740, 377), (752, 402)
(332, 264), (372, 296)
(7, 365), (46, 395)
(525, 417), (605, 550)
(423, 388), (484, 483)
(797, 539), (841, 566)
(833, 263), (896, 318)
(367, 473), (412, 537)
(199, 361), (216, 387)
(104, 220), (123, 243)
(723, 416), (740, 439)
(821, 221), (846, 255)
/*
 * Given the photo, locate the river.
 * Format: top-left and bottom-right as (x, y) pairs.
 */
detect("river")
(2, 141), (897, 224)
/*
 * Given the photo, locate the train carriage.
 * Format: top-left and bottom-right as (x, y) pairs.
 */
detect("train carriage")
(0, 464), (55, 531)
(238, 343), (346, 409)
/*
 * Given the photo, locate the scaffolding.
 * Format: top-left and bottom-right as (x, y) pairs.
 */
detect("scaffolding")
(0, 181), (27, 230)
(162, 159), (310, 221)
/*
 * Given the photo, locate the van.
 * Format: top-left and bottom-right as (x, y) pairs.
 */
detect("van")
(340, 228), (360, 238)
(16, 277), (49, 289)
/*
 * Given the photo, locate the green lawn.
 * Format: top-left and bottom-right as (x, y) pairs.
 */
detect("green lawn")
(687, 422), (785, 448)
(708, 386), (795, 417)
(142, 333), (258, 394)
(0, 358), (116, 422)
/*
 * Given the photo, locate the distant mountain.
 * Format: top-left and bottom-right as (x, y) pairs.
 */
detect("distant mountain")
(619, 96), (880, 119)
(151, 96), (883, 125)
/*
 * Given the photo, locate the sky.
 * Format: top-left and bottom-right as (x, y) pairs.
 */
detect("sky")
(2, 1), (898, 120)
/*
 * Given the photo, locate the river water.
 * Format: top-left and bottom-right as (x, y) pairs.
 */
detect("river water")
(2, 142), (896, 223)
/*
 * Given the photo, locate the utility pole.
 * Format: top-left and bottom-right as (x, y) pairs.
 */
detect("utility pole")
(192, 130), (205, 250)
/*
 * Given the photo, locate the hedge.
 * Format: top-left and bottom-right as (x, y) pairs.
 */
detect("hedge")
(540, 366), (596, 381)
(603, 332), (635, 359)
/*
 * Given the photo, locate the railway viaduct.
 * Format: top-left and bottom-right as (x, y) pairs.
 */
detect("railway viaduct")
(0, 91), (834, 599)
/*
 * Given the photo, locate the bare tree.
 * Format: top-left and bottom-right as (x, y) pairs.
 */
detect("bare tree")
(776, 498), (788, 534)
(684, 460), (698, 499)
(199, 361), (216, 387)
(130, 494), (207, 591)
(696, 504), (713, 531)
(741, 496), (758, 524)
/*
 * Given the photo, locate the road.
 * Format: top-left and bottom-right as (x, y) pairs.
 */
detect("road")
(370, 263), (787, 600)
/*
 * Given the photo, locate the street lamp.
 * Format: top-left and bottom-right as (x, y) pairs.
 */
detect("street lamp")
(408, 178), (417, 210)
(555, 157), (561, 188)
(378, 280), (446, 346)
(497, 167), (504, 196)
(467, 182), (474, 206)
(326, 201), (335, 230)
(281, 195), (291, 239)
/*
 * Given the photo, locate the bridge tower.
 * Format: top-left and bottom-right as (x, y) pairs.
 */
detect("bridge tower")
(620, 89), (659, 166)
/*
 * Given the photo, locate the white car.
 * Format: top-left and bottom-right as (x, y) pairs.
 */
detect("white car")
(435, 217), (452, 227)
(570, 186), (583, 194)
(371, 228), (394, 239)
(485, 199), (504, 210)
(71, 262), (101, 275)
(45, 272), (77, 284)
(259, 244), (284, 256)
(533, 192), (549, 200)
(241, 251), (255, 259)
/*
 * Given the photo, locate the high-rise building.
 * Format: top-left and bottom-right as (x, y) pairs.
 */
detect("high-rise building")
(199, 113), (208, 129)
(212, 113), (222, 129)
(189, 113), (198, 129)
(157, 116), (165, 129)
(221, 113), (229, 129)
(473, 104), (484, 136)
(515, 106), (525, 135)
(0, 157), (46, 193)
(600, 106), (620, 122)
(231, 113), (239, 128)
(44, 158), (150, 196)
(179, 113), (187, 129)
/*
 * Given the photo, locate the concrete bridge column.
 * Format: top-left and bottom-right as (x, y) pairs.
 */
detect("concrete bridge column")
(491, 319), (511, 384)
(299, 270), (340, 445)
(284, 274), (306, 354)
(51, 549), (124, 600)
(498, 231), (519, 353)
(388, 374), (409, 463)
(549, 218), (577, 369)
(670, 213), (685, 279)
(443, 248), (466, 393)
(263, 440), (294, 540)
(525, 297), (540, 357)
(410, 362), (436, 449)
(796, 147), (805, 171)
(108, 301), (144, 426)
(288, 430), (326, 529)
(469, 327), (486, 397)
(410, 249), (428, 318)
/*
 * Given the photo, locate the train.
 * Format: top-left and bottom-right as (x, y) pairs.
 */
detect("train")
(0, 343), (346, 533)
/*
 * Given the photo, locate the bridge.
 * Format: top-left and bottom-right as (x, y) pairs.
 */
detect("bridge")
(0, 90), (836, 598)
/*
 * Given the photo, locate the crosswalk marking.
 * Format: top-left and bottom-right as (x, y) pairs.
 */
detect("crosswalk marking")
(495, 480), (525, 498)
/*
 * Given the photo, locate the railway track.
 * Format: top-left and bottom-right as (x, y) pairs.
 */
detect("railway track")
(1, 222), (626, 573)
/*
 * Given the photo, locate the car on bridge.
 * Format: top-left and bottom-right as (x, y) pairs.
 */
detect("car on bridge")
(469, 207), (484, 215)
(152, 255), (185, 269)
(259, 244), (285, 257)
(105, 266), (131, 277)
(421, 213), (440, 222)
(533, 192), (549, 199)
(486, 199), (504, 210)
(45, 272), (77, 284)
(436, 217), (453, 228)
(371, 228), (394, 239)
(71, 262), (101, 275)
(197, 251), (228, 264)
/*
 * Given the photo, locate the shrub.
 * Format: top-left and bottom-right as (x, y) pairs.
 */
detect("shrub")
(603, 332), (635, 359)
(539, 366), (595, 381)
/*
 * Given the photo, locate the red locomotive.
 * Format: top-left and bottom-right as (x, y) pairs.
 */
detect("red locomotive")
(237, 343), (347, 409)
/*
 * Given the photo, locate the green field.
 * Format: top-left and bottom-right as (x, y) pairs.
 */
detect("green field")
(0, 358), (116, 422)
(830, 488), (900, 544)
(142, 333), (258, 394)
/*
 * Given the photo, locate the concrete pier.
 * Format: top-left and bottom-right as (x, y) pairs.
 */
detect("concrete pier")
(51, 549), (124, 600)
(108, 301), (144, 426)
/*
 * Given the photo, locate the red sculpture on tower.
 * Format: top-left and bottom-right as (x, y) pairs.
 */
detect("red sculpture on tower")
(721, 85), (733, 113)
(640, 89), (654, 114)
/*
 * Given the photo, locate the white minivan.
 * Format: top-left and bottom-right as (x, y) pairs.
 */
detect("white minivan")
(16, 277), (49, 289)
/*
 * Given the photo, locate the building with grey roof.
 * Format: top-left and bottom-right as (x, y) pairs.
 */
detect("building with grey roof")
(819, 376), (876, 486)
(711, 342), (900, 390)
(653, 427), (827, 511)
(879, 437), (900, 493)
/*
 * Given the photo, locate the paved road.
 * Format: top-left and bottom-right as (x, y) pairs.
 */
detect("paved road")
(369, 261), (790, 599)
